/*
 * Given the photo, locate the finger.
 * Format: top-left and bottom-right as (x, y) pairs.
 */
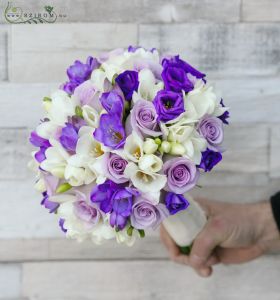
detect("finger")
(216, 245), (264, 264)
(205, 253), (220, 267)
(196, 266), (213, 278)
(173, 254), (190, 265)
(189, 218), (225, 270)
(160, 225), (180, 259)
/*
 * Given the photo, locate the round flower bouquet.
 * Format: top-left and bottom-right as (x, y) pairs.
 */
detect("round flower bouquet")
(29, 46), (229, 249)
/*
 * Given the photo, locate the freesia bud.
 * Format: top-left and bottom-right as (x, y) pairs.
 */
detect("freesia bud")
(51, 167), (65, 178)
(34, 178), (46, 192)
(154, 138), (162, 145)
(170, 142), (185, 155)
(56, 182), (72, 194)
(143, 138), (158, 154)
(160, 141), (171, 153)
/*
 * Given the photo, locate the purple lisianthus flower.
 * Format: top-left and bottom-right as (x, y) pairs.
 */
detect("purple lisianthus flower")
(29, 131), (51, 163)
(41, 192), (59, 213)
(94, 114), (126, 149)
(90, 180), (118, 213)
(59, 218), (67, 233)
(198, 115), (224, 151)
(163, 157), (199, 194)
(126, 99), (162, 138)
(107, 154), (128, 183)
(59, 123), (79, 152)
(115, 70), (139, 101)
(218, 99), (230, 125)
(162, 55), (205, 93)
(165, 192), (189, 215)
(100, 91), (124, 116)
(153, 90), (185, 122)
(62, 56), (99, 94)
(131, 197), (168, 230)
(199, 148), (222, 172)
(109, 189), (134, 230)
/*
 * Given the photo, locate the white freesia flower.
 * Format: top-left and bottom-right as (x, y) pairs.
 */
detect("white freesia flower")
(90, 69), (107, 91)
(36, 121), (58, 140)
(116, 225), (137, 246)
(184, 80), (221, 119)
(124, 162), (167, 193)
(135, 68), (163, 101)
(40, 139), (70, 178)
(183, 131), (207, 164)
(138, 154), (163, 173)
(82, 105), (100, 128)
(47, 90), (78, 126)
(143, 138), (158, 154)
(123, 132), (144, 162)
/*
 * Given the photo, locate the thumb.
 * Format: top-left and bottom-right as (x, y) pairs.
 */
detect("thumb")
(189, 217), (226, 270)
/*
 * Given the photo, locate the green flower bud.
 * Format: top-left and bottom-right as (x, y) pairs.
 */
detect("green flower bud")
(170, 142), (185, 155)
(127, 226), (134, 237)
(56, 182), (72, 193)
(160, 141), (171, 153)
(138, 229), (145, 238)
(75, 106), (84, 119)
(154, 138), (162, 145)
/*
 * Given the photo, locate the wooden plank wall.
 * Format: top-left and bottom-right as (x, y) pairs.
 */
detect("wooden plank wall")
(0, 0), (279, 299)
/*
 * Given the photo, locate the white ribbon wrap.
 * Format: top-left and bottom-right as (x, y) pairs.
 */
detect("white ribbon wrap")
(163, 194), (207, 247)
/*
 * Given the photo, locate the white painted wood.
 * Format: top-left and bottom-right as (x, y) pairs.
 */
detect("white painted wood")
(10, 23), (137, 82)
(22, 257), (280, 300)
(0, 179), (61, 239)
(0, 83), (58, 128)
(270, 126), (280, 178)
(214, 77), (280, 123)
(139, 24), (280, 77)
(242, 0), (280, 22)
(216, 124), (269, 173)
(0, 264), (21, 298)
(0, 26), (7, 81)
(0, 0), (241, 23)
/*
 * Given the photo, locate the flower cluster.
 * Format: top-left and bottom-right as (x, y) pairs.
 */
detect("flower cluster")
(29, 47), (229, 245)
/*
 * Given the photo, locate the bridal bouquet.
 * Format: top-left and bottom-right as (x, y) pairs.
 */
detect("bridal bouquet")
(29, 46), (229, 246)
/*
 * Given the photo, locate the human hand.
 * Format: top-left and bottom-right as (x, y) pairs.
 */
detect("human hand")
(160, 198), (280, 277)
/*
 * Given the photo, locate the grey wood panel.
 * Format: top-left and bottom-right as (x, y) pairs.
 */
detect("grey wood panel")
(0, 264), (21, 298)
(270, 126), (280, 179)
(22, 258), (280, 300)
(0, 0), (241, 24)
(242, 0), (280, 22)
(0, 26), (8, 81)
(139, 23), (280, 77)
(10, 23), (137, 82)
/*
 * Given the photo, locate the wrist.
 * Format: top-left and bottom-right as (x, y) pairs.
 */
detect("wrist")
(254, 202), (280, 251)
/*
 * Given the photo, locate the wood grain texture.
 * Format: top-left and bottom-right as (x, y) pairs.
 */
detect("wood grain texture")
(22, 257), (280, 300)
(270, 125), (280, 179)
(0, 264), (21, 298)
(0, 0), (241, 24)
(10, 23), (137, 82)
(242, 0), (280, 22)
(0, 26), (8, 81)
(139, 23), (280, 77)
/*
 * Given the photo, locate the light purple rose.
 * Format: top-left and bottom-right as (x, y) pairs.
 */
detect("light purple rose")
(107, 154), (128, 183)
(131, 197), (168, 230)
(73, 200), (101, 228)
(198, 115), (224, 151)
(163, 157), (199, 193)
(126, 99), (161, 138)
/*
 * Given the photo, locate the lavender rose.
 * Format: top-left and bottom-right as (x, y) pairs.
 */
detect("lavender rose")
(165, 192), (189, 215)
(115, 70), (139, 101)
(126, 99), (161, 138)
(198, 115), (224, 150)
(131, 197), (168, 230)
(107, 154), (128, 183)
(163, 157), (199, 193)
(162, 55), (205, 93)
(73, 200), (101, 227)
(199, 148), (222, 172)
(153, 90), (185, 122)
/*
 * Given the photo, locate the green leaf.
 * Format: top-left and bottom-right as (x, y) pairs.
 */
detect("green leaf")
(127, 226), (134, 237)
(56, 183), (72, 194)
